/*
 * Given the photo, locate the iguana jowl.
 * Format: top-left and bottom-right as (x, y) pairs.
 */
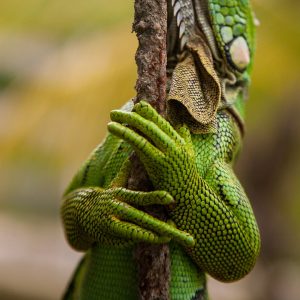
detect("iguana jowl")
(61, 1), (260, 299)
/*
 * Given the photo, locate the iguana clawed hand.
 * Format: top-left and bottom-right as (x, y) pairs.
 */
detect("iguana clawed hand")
(109, 101), (198, 195)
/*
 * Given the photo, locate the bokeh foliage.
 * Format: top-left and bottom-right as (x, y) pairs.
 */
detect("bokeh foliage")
(0, 0), (299, 299)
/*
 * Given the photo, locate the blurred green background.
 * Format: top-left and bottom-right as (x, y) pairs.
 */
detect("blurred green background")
(0, 0), (299, 299)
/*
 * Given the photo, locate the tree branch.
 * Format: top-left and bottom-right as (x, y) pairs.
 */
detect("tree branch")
(129, 0), (169, 299)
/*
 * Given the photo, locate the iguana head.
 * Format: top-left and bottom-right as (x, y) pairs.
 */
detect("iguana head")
(167, 0), (257, 132)
(168, 0), (256, 83)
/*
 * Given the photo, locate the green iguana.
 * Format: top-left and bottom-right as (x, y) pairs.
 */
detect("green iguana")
(61, 0), (260, 299)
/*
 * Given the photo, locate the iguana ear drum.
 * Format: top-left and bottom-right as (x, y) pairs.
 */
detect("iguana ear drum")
(227, 36), (250, 71)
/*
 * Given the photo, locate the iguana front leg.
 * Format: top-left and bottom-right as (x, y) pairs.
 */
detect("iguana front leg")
(109, 100), (260, 282)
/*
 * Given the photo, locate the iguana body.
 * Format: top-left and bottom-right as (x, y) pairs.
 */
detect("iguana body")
(61, 1), (260, 299)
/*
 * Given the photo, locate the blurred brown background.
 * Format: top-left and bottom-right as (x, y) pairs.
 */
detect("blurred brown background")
(0, 0), (299, 299)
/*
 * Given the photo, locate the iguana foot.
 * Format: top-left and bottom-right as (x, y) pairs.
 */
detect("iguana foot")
(62, 186), (194, 250)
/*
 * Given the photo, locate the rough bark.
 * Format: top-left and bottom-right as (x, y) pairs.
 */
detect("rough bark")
(129, 0), (169, 299)
(133, 0), (167, 114)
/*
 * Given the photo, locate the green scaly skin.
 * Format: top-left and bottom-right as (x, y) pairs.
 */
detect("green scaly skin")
(61, 0), (260, 299)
